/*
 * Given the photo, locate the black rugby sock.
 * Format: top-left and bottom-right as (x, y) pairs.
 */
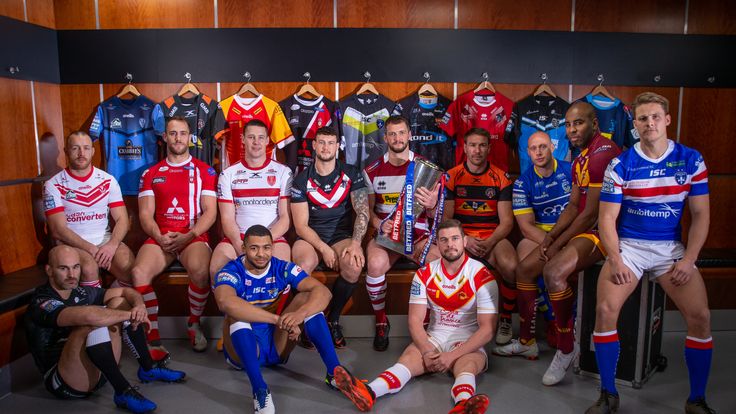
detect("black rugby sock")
(85, 327), (131, 394)
(122, 322), (154, 371)
(327, 277), (358, 323)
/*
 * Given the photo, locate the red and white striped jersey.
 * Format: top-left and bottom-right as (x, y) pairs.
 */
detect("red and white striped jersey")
(43, 167), (124, 245)
(138, 156), (217, 232)
(217, 159), (292, 235)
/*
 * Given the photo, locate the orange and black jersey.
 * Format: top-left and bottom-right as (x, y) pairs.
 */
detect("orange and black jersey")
(446, 162), (513, 239)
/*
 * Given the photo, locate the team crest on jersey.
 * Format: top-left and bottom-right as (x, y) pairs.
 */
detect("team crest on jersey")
(457, 187), (467, 197)
(267, 176), (276, 186)
(675, 170), (687, 185)
(40, 299), (64, 313)
(562, 180), (571, 193)
(485, 188), (496, 198)
(139, 118), (146, 128)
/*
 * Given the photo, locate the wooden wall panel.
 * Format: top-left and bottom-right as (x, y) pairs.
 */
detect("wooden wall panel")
(98, 0), (214, 29)
(59, 84), (102, 166)
(338, 82), (454, 101)
(54, 0), (96, 29)
(0, 184), (43, 274)
(0, 0), (24, 21)
(680, 88), (735, 175)
(219, 0), (332, 28)
(681, 175), (735, 250)
(0, 78), (38, 181)
(458, 0), (571, 30)
(575, 0), (685, 33)
(26, 0), (55, 28)
(34, 82), (65, 172)
(337, 0), (453, 28)
(687, 0), (736, 35)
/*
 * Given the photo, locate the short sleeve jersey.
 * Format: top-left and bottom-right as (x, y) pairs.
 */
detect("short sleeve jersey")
(25, 283), (106, 373)
(512, 160), (573, 232)
(43, 167), (125, 245)
(600, 140), (708, 241)
(214, 256), (308, 327)
(338, 93), (397, 171)
(583, 94), (638, 150)
(291, 161), (365, 244)
(446, 162), (513, 239)
(409, 256), (498, 334)
(217, 159), (293, 236)
(152, 93), (220, 165)
(279, 94), (339, 173)
(214, 94), (294, 168)
(395, 93), (454, 171)
(138, 156), (217, 232)
(572, 133), (621, 214)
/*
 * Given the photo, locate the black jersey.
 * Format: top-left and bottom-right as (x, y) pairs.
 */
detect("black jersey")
(25, 283), (106, 373)
(291, 160), (366, 244)
(395, 93), (453, 171)
(153, 93), (220, 165)
(279, 94), (339, 174)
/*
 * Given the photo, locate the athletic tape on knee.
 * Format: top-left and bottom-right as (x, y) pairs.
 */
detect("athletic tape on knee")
(86, 326), (112, 347)
(230, 321), (252, 335)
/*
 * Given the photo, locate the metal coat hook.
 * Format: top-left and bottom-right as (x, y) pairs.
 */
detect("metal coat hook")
(364, 71), (371, 82)
(125, 73), (133, 83)
(8, 66), (20, 74)
(707, 76), (716, 84)
(423, 72), (431, 83)
(541, 73), (548, 84)
(184, 72), (192, 83)
(481, 72), (489, 81)
(597, 74), (605, 86)
(303, 72), (311, 83)
(653, 74), (661, 83)
(244, 72), (252, 82)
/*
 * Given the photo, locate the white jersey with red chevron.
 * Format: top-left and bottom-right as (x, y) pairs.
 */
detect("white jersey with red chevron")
(138, 156), (217, 232)
(217, 159), (293, 235)
(43, 167), (125, 245)
(410, 255), (498, 337)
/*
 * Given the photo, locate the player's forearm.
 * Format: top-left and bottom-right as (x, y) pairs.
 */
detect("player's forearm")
(269, 215), (290, 240)
(486, 220), (513, 249)
(683, 209), (710, 262)
(351, 188), (370, 242)
(548, 206), (577, 240)
(217, 295), (279, 325)
(119, 287), (144, 308)
(519, 221), (546, 244)
(57, 306), (131, 328)
(407, 304), (434, 353)
(108, 213), (129, 245)
(598, 215), (622, 262)
(190, 208), (216, 238)
(299, 284), (332, 316)
(140, 216), (163, 240)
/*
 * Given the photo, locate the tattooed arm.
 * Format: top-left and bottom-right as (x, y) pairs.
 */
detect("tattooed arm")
(343, 187), (369, 268)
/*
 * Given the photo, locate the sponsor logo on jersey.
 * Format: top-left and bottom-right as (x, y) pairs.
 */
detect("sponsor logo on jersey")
(123, 113), (134, 118)
(118, 140), (143, 160)
(602, 176), (615, 193)
(250, 172), (262, 179)
(461, 201), (488, 212)
(199, 102), (210, 114)
(44, 195), (55, 210)
(457, 187), (467, 197)
(411, 130), (448, 145)
(153, 177), (166, 184)
(159, 166), (169, 172)
(626, 205), (679, 219)
(376, 180), (387, 190)
(110, 118), (122, 129)
(207, 167), (216, 176)
(216, 272), (239, 286)
(166, 197), (186, 215)
(184, 110), (196, 118)
(232, 179), (249, 185)
(65, 190), (76, 200)
(542, 204), (566, 216)
(40, 299), (64, 313)
(67, 211), (107, 222)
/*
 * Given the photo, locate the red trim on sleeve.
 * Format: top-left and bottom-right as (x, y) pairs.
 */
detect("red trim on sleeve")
(45, 207), (65, 216)
(108, 201), (125, 208)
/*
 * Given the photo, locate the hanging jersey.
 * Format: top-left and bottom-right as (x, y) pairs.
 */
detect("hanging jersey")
(338, 93), (397, 171)
(291, 161), (365, 244)
(600, 140), (708, 241)
(43, 167), (125, 245)
(362, 151), (429, 234)
(217, 159), (292, 236)
(89, 95), (158, 195)
(409, 256), (498, 336)
(25, 283), (106, 373)
(395, 93), (454, 171)
(214, 256), (308, 327)
(507, 94), (570, 173)
(138, 156), (217, 232)
(439, 90), (514, 171)
(446, 162), (513, 239)
(583, 94), (638, 151)
(572, 133), (621, 214)
(512, 160), (573, 232)
(279, 94), (339, 173)
(152, 93), (219, 165)
(214, 94), (294, 168)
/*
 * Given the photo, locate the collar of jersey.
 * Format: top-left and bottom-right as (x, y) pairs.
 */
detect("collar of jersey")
(471, 93), (497, 107)
(113, 95), (142, 108)
(233, 94), (263, 109)
(166, 155), (193, 167)
(586, 93), (620, 110)
(240, 256), (271, 280)
(65, 167), (95, 182)
(534, 159), (558, 179)
(440, 254), (469, 281)
(633, 139), (674, 163)
(293, 94), (324, 107)
(383, 150), (415, 164)
(241, 158), (271, 171)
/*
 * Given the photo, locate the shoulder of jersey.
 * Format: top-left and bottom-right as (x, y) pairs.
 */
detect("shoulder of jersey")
(266, 159), (291, 172)
(364, 157), (383, 174)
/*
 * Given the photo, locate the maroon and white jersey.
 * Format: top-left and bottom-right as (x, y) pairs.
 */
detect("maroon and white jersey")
(138, 156), (217, 232)
(43, 167), (125, 245)
(217, 159), (292, 235)
(410, 255), (498, 336)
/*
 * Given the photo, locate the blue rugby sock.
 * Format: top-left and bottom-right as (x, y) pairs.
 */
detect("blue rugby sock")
(685, 336), (713, 402)
(230, 323), (268, 395)
(593, 330), (620, 396)
(304, 312), (340, 375)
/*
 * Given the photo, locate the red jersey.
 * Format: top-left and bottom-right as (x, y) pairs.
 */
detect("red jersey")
(572, 133), (621, 213)
(138, 156), (217, 232)
(439, 90), (514, 171)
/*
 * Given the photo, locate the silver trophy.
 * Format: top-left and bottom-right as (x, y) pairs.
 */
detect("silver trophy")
(376, 158), (444, 255)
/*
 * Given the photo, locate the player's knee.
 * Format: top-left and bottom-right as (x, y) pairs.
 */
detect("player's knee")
(295, 254), (318, 274)
(366, 255), (389, 276)
(341, 265), (361, 283)
(595, 299), (621, 323)
(684, 306), (711, 331)
(129, 266), (150, 286)
(542, 263), (567, 290)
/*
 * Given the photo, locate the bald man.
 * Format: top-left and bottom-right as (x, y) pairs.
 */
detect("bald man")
(44, 131), (135, 288)
(494, 132), (572, 359)
(25, 246), (185, 413)
(522, 103), (621, 386)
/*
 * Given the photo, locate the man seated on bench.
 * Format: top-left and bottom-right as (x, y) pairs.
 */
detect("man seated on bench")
(44, 131), (135, 289)
(25, 245), (185, 414)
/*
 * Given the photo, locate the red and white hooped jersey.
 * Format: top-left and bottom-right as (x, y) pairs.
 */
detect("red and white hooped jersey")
(217, 159), (292, 234)
(410, 255), (498, 334)
(43, 167), (125, 245)
(138, 156), (217, 231)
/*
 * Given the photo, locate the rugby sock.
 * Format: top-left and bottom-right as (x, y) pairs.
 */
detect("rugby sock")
(516, 282), (538, 344)
(548, 286), (575, 354)
(366, 274), (387, 324)
(499, 279), (517, 321)
(537, 277), (556, 321)
(368, 363), (412, 398)
(327, 277), (357, 323)
(451, 372), (476, 403)
(304, 312), (340, 375)
(135, 285), (160, 343)
(80, 279), (102, 288)
(593, 330), (620, 396)
(230, 322), (268, 394)
(685, 336), (713, 402)
(85, 326), (131, 394)
(187, 282), (209, 325)
(122, 321), (154, 371)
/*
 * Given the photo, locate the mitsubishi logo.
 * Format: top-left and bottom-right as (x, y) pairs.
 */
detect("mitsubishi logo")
(166, 197), (185, 214)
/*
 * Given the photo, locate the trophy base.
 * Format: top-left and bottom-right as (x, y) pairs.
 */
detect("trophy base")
(375, 234), (411, 256)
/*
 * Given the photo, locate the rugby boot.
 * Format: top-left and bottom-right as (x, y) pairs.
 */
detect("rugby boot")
(254, 388), (275, 414)
(542, 343), (579, 386)
(492, 338), (539, 360)
(114, 386), (157, 414)
(329, 321), (347, 349)
(334, 365), (376, 412)
(685, 397), (717, 414)
(448, 394), (490, 414)
(137, 362), (186, 383)
(585, 390), (620, 414)
(187, 322), (208, 352)
(495, 318), (513, 345)
(147, 343), (170, 364)
(373, 319), (390, 352)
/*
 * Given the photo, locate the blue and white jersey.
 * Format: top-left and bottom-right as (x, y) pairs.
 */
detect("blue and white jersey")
(512, 159), (572, 232)
(214, 256), (308, 327)
(600, 140), (708, 241)
(90, 95), (158, 195)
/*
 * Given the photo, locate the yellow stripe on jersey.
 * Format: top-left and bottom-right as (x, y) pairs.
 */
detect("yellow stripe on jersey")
(513, 207), (533, 216)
